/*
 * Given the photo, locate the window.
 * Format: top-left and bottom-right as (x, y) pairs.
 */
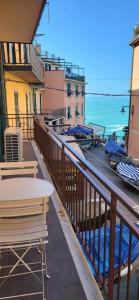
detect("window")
(14, 91), (20, 127)
(32, 93), (37, 114)
(29, 92), (32, 113)
(26, 94), (28, 114)
(82, 86), (85, 97)
(67, 106), (72, 119)
(75, 85), (79, 97)
(26, 94), (29, 128)
(45, 64), (51, 71)
(40, 94), (42, 114)
(75, 104), (80, 117)
(81, 104), (84, 116)
(67, 83), (71, 97)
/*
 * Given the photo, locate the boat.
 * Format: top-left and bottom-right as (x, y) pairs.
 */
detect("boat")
(121, 106), (125, 112)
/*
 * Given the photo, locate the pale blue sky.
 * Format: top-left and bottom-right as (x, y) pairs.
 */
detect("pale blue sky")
(37, 0), (139, 93)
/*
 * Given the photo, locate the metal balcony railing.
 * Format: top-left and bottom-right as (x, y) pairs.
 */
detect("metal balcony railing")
(2, 114), (139, 299)
(40, 108), (66, 119)
(65, 72), (85, 82)
(3, 42), (44, 83)
(34, 118), (139, 300)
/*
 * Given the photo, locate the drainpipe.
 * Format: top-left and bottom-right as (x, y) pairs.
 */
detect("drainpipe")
(0, 42), (8, 161)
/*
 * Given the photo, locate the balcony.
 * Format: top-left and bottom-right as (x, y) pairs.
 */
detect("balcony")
(41, 52), (85, 83)
(3, 42), (44, 84)
(40, 108), (66, 119)
(0, 114), (102, 300)
(0, 114), (139, 299)
(65, 71), (85, 82)
(0, 0), (46, 43)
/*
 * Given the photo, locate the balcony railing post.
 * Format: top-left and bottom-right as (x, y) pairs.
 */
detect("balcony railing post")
(108, 193), (117, 300)
(62, 144), (66, 204)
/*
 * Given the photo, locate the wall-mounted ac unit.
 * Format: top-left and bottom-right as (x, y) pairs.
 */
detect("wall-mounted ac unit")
(4, 127), (23, 162)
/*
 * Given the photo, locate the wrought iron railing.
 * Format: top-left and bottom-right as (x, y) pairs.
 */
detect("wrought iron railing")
(34, 118), (139, 300)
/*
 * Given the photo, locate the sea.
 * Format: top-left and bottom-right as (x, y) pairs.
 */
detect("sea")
(85, 96), (129, 138)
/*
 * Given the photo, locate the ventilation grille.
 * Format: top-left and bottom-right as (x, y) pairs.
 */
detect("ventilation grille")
(4, 128), (23, 162)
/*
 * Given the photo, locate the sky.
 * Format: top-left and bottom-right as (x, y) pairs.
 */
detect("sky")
(36, 0), (139, 94)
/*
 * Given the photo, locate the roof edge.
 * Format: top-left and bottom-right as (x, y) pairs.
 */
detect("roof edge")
(129, 34), (139, 47)
(31, 0), (47, 42)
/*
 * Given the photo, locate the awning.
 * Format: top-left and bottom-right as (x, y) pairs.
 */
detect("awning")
(64, 126), (93, 135)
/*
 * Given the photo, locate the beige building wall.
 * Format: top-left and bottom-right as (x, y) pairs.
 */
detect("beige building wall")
(128, 91), (139, 158)
(131, 46), (139, 90)
(128, 41), (139, 158)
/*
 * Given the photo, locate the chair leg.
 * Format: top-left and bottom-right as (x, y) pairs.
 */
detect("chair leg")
(41, 243), (47, 300)
(44, 243), (50, 279)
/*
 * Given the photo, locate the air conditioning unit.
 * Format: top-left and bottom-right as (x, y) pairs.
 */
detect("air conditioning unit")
(4, 127), (23, 162)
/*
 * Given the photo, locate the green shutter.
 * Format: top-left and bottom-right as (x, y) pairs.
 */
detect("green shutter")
(75, 85), (78, 96)
(67, 83), (71, 96)
(40, 94), (42, 114)
(14, 91), (20, 126)
(26, 94), (29, 128)
(33, 93), (37, 114)
(67, 106), (71, 119)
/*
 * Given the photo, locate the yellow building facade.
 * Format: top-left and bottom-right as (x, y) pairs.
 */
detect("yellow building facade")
(5, 72), (33, 115)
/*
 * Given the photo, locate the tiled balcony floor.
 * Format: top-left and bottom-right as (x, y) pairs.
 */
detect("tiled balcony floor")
(0, 141), (89, 300)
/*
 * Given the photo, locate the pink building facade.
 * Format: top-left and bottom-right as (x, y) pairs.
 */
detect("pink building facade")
(42, 56), (85, 127)
(128, 26), (139, 158)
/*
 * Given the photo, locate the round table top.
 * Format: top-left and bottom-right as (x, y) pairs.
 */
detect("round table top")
(0, 178), (54, 201)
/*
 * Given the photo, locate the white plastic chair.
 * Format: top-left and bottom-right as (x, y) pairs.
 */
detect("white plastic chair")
(0, 196), (49, 300)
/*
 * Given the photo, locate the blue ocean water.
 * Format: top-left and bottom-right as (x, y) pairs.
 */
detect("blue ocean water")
(85, 96), (129, 137)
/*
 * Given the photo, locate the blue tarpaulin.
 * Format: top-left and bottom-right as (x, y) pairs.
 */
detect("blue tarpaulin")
(64, 126), (93, 135)
(78, 224), (139, 277)
(105, 138), (126, 155)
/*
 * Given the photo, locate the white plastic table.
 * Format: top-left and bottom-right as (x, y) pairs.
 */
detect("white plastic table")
(0, 178), (54, 201)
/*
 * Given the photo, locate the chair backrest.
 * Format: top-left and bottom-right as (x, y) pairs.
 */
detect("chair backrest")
(0, 197), (49, 218)
(0, 161), (38, 179)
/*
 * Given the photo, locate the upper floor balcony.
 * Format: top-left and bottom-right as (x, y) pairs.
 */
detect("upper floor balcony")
(65, 68), (85, 82)
(42, 52), (85, 82)
(3, 42), (44, 84)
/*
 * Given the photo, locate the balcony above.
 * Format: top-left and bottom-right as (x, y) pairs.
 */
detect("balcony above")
(3, 42), (44, 84)
(0, 0), (46, 43)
